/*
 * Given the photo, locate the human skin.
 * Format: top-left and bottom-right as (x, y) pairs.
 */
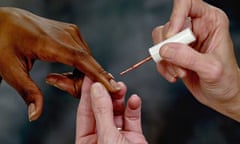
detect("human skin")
(75, 77), (147, 144)
(0, 7), (120, 121)
(152, 0), (240, 122)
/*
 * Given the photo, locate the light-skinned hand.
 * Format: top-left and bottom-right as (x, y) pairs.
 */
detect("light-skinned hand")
(152, 0), (240, 121)
(0, 7), (120, 121)
(75, 77), (147, 144)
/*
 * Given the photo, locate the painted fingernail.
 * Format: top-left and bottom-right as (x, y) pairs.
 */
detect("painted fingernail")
(110, 79), (121, 90)
(28, 103), (36, 122)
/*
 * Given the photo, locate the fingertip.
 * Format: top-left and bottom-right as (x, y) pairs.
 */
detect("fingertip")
(124, 94), (142, 133)
(90, 82), (107, 99)
(112, 81), (127, 99)
(156, 61), (177, 83)
(152, 25), (164, 44)
(45, 73), (72, 90)
(28, 95), (43, 122)
(28, 103), (37, 122)
(167, 1), (189, 38)
(90, 82), (115, 131)
(128, 94), (141, 110)
(175, 67), (187, 78)
(46, 74), (76, 94)
(81, 76), (93, 91)
(109, 79), (122, 91)
(28, 103), (41, 122)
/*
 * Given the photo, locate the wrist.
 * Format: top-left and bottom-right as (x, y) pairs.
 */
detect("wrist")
(214, 68), (240, 122)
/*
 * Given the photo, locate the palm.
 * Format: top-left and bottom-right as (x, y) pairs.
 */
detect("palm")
(78, 130), (146, 144)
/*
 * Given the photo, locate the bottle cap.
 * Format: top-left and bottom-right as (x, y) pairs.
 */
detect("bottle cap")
(148, 28), (196, 63)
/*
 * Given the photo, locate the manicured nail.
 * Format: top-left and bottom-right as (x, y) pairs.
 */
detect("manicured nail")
(110, 79), (121, 90)
(28, 103), (36, 122)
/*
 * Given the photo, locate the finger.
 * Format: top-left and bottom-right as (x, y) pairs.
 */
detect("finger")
(112, 82), (127, 128)
(75, 77), (97, 144)
(46, 70), (85, 98)
(152, 25), (164, 44)
(64, 24), (92, 55)
(172, 65), (187, 78)
(76, 76), (96, 139)
(2, 65), (43, 122)
(167, 0), (206, 37)
(156, 60), (177, 83)
(152, 23), (187, 80)
(111, 81), (127, 99)
(124, 94), (142, 133)
(160, 43), (222, 81)
(75, 56), (121, 93)
(90, 82), (117, 134)
(157, 60), (187, 81)
(152, 23), (171, 43)
(35, 41), (120, 93)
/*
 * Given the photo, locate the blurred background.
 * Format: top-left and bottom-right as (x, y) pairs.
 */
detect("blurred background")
(0, 0), (240, 144)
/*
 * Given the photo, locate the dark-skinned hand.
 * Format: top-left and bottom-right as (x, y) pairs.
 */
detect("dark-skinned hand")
(0, 7), (120, 121)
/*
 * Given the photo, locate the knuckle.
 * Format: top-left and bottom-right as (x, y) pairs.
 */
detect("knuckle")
(93, 95), (111, 115)
(207, 60), (223, 82)
(126, 114), (140, 121)
(67, 24), (80, 32)
(95, 105), (109, 115)
(184, 53), (197, 68)
(212, 7), (230, 28)
(174, 46), (197, 68)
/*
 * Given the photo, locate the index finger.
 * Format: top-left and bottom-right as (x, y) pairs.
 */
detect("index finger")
(168, 0), (207, 36)
(76, 76), (95, 139)
(35, 40), (120, 93)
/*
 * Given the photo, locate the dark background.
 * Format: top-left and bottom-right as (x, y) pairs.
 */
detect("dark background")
(0, 0), (240, 144)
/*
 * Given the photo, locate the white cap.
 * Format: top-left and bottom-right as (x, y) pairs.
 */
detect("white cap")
(148, 28), (196, 63)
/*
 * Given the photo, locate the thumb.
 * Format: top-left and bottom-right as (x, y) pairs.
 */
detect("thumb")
(90, 83), (117, 134)
(3, 70), (43, 122)
(160, 43), (221, 80)
(46, 70), (84, 98)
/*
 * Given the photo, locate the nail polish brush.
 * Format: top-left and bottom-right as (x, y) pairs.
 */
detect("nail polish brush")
(120, 28), (196, 75)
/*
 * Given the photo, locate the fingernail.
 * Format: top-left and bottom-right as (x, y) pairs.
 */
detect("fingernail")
(178, 69), (186, 78)
(28, 103), (36, 122)
(46, 79), (65, 91)
(169, 76), (177, 83)
(166, 22), (175, 38)
(91, 83), (104, 97)
(110, 79), (121, 90)
(45, 77), (56, 86)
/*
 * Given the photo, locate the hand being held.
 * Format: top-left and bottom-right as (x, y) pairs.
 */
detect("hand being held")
(0, 7), (119, 121)
(75, 77), (147, 144)
(152, 0), (240, 121)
